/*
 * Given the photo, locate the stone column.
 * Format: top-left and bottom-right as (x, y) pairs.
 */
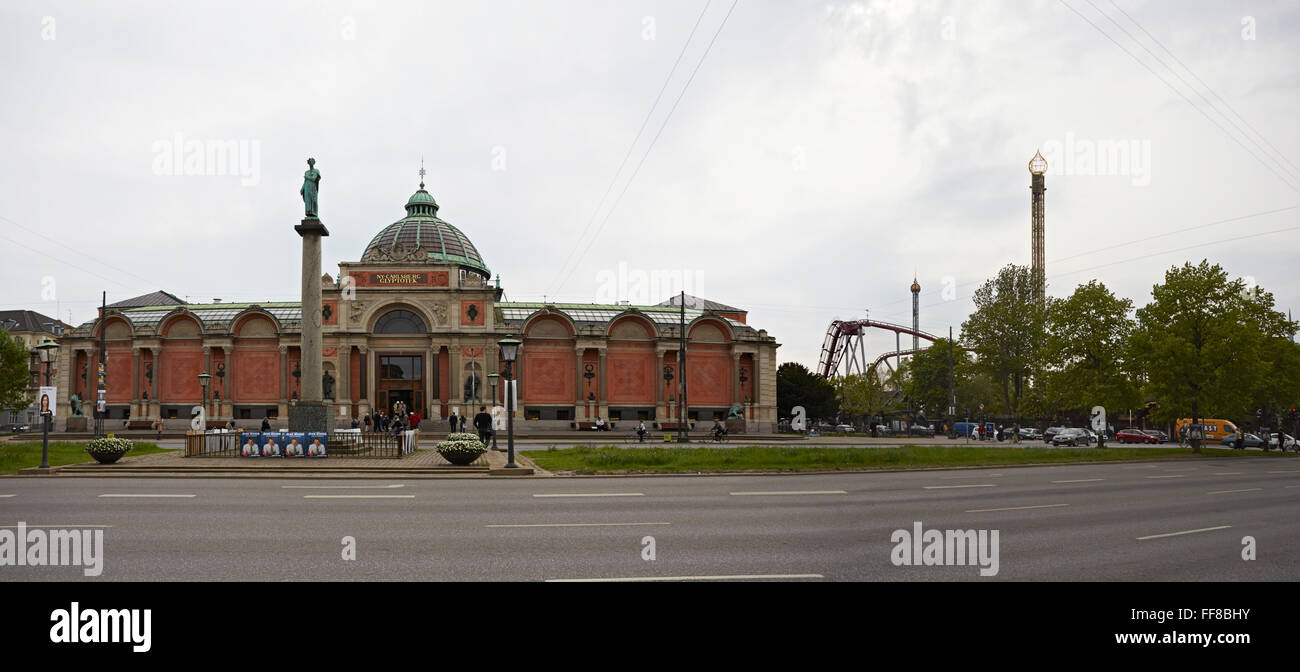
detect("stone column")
(597, 347), (608, 420)
(221, 345), (232, 416)
(277, 344), (289, 423)
(732, 352), (742, 405)
(336, 344), (350, 420)
(289, 217), (329, 432)
(575, 346), (586, 419)
(149, 347), (160, 419)
(358, 345), (370, 416)
(131, 347), (141, 417)
(655, 349), (666, 423)
(449, 342), (462, 409)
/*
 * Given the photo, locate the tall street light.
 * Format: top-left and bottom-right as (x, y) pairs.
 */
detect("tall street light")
(487, 372), (500, 451)
(35, 338), (58, 470)
(197, 371), (211, 429)
(498, 335), (522, 469)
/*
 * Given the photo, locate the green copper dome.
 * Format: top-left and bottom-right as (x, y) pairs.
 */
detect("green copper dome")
(360, 185), (490, 278)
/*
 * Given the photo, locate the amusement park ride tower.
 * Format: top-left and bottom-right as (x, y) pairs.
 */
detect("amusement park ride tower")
(910, 276), (921, 351)
(1029, 149), (1048, 306)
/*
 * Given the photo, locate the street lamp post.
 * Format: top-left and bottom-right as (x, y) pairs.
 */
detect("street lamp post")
(197, 371), (211, 428)
(498, 335), (522, 468)
(35, 338), (58, 470)
(487, 372), (500, 451)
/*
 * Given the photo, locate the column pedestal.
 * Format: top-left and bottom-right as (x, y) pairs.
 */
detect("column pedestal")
(289, 217), (331, 433)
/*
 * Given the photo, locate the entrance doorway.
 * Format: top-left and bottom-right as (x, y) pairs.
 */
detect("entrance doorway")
(377, 354), (424, 416)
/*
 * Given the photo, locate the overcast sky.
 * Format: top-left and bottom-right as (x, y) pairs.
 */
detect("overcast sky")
(2, 0), (1297, 369)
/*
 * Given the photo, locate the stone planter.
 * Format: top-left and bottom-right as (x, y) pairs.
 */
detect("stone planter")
(439, 450), (485, 466)
(88, 450), (125, 464)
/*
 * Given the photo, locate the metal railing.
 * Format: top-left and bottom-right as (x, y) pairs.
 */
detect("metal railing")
(184, 429), (413, 458)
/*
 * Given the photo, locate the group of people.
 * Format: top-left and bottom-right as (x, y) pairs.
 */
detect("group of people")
(361, 409), (422, 434)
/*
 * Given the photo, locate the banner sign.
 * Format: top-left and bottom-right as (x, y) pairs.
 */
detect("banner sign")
(39, 386), (56, 418)
(306, 432), (328, 457)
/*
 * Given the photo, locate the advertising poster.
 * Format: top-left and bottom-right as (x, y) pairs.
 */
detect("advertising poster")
(262, 432), (285, 458)
(240, 432), (262, 457)
(39, 386), (56, 419)
(284, 432), (307, 457)
(305, 431), (328, 457)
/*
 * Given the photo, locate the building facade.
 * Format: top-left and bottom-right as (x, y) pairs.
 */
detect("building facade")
(0, 310), (68, 427)
(53, 182), (779, 432)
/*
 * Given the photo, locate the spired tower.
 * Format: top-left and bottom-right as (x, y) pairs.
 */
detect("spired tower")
(1028, 150), (1048, 305)
(910, 275), (921, 351)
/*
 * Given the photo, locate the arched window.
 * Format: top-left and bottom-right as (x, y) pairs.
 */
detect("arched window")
(375, 309), (427, 334)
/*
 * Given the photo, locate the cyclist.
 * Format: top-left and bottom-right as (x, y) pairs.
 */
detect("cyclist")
(711, 419), (727, 441)
(636, 420), (647, 442)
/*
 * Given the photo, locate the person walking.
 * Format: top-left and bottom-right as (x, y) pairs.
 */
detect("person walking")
(449, 410), (458, 434)
(474, 406), (493, 447)
(260, 417), (271, 432)
(458, 414), (467, 433)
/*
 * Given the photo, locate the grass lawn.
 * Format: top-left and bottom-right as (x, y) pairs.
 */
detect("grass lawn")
(521, 444), (1298, 474)
(0, 440), (173, 475)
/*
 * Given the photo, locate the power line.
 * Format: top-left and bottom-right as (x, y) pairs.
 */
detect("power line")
(1106, 0), (1300, 178)
(544, 0), (715, 298)
(1058, 0), (1300, 194)
(549, 0), (742, 298)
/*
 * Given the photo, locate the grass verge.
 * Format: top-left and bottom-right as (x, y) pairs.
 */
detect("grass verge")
(521, 444), (1296, 474)
(0, 441), (172, 475)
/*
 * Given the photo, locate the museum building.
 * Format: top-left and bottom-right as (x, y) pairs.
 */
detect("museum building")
(53, 180), (780, 432)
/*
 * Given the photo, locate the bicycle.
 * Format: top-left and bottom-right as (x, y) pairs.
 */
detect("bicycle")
(625, 431), (649, 444)
(708, 430), (729, 444)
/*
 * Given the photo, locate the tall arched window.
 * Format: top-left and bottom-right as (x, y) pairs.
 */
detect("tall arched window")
(374, 309), (427, 334)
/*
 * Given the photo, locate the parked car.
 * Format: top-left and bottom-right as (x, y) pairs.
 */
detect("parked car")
(1018, 427), (1041, 441)
(1116, 428), (1157, 444)
(833, 424), (855, 433)
(1219, 433), (1265, 449)
(2, 423), (30, 434)
(1268, 433), (1298, 451)
(1052, 428), (1090, 447)
(1043, 427), (1066, 444)
(1140, 429), (1168, 443)
(909, 424), (935, 437)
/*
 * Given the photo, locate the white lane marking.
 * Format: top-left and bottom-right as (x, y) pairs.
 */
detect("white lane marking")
(533, 488), (644, 493)
(965, 503), (1070, 513)
(1212, 472), (1243, 475)
(303, 495), (414, 499)
(1137, 525), (1232, 541)
(1287, 485), (1300, 489)
(282, 484), (405, 489)
(1052, 478), (1104, 483)
(486, 522), (670, 528)
(1145, 475), (1186, 479)
(940, 473), (1003, 479)
(0, 494), (15, 498)
(729, 490), (847, 496)
(923, 484), (996, 489)
(1207, 488), (1263, 495)
(1266, 470), (1300, 474)
(546, 574), (824, 582)
(98, 494), (196, 498)
(0, 524), (113, 528)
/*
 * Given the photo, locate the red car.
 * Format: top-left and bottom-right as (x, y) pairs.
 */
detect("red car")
(1116, 428), (1157, 444)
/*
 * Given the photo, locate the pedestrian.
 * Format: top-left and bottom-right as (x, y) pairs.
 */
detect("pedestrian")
(1234, 428), (1244, 450)
(155, 418), (163, 441)
(350, 416), (359, 430)
(474, 406), (493, 446)
(410, 411), (421, 430)
(260, 417), (271, 431)
(978, 424), (985, 441)
(364, 414), (372, 431)
(449, 410), (458, 434)
(459, 414), (467, 432)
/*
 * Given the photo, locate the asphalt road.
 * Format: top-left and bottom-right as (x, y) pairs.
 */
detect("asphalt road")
(2, 456), (1297, 581)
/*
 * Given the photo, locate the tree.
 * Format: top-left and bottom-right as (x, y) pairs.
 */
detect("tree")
(1130, 261), (1294, 452)
(902, 337), (971, 422)
(960, 264), (1047, 440)
(0, 329), (33, 415)
(776, 362), (837, 421)
(834, 372), (896, 428)
(1043, 280), (1140, 444)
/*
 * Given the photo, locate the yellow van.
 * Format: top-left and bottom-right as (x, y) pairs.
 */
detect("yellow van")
(1175, 418), (1239, 442)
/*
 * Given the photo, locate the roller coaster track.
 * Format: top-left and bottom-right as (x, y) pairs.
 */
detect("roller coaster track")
(816, 319), (945, 379)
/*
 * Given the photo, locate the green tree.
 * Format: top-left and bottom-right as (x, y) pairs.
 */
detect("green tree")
(1130, 261), (1294, 452)
(902, 337), (971, 421)
(1043, 280), (1140, 443)
(776, 362), (837, 421)
(960, 264), (1047, 440)
(0, 329), (33, 415)
(834, 371), (896, 428)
